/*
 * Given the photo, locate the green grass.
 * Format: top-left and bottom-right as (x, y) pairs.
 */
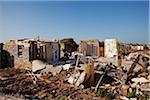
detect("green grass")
(96, 88), (105, 97)
(127, 91), (137, 98)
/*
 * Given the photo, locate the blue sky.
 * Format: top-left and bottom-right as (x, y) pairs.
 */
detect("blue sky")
(0, 1), (149, 44)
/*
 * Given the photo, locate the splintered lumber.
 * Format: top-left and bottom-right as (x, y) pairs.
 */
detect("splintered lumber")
(127, 54), (148, 76)
(76, 67), (103, 74)
(75, 55), (80, 68)
(95, 71), (106, 92)
(127, 54), (141, 75)
(27, 70), (37, 84)
(85, 62), (94, 86)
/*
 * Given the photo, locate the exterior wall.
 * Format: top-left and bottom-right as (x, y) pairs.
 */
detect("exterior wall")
(36, 43), (46, 60)
(137, 46), (144, 50)
(16, 45), (31, 68)
(131, 46), (144, 50)
(3, 44), (32, 69)
(2, 39), (60, 69)
(45, 42), (53, 64)
(52, 43), (59, 64)
(79, 40), (101, 57)
(79, 42), (87, 56)
(99, 47), (104, 57)
(60, 43), (65, 58)
(29, 41), (38, 61)
(99, 42), (104, 57)
(45, 42), (59, 64)
(104, 39), (119, 58)
(3, 44), (17, 68)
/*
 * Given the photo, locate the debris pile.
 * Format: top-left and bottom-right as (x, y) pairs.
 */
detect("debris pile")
(0, 51), (150, 99)
(0, 68), (97, 99)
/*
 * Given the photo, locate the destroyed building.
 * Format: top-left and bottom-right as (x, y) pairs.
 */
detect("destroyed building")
(79, 40), (104, 57)
(79, 39), (121, 66)
(0, 37), (150, 99)
(119, 43), (150, 58)
(79, 39), (120, 58)
(124, 43), (149, 52)
(60, 38), (78, 58)
(130, 44), (144, 50)
(1, 38), (60, 69)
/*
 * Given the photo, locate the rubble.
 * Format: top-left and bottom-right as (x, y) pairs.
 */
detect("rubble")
(131, 77), (150, 85)
(0, 38), (150, 99)
(31, 60), (62, 76)
(75, 71), (86, 87)
(32, 60), (46, 72)
(0, 68), (97, 99)
(62, 64), (71, 71)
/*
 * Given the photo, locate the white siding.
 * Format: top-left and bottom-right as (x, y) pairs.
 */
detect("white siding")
(104, 39), (118, 58)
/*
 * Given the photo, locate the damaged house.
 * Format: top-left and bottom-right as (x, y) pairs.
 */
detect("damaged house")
(1, 38), (60, 69)
(79, 39), (121, 66)
(0, 37), (150, 99)
(79, 39), (120, 58)
(60, 38), (78, 58)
